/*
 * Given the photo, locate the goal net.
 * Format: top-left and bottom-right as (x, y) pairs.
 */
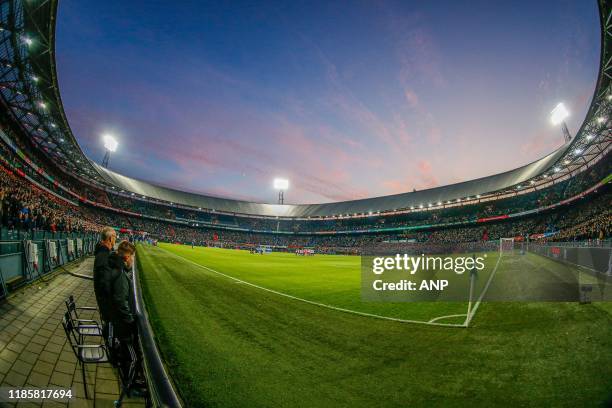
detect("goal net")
(500, 238), (515, 255)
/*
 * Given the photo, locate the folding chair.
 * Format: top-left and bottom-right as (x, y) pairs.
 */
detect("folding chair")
(65, 295), (103, 341)
(65, 294), (98, 318)
(61, 311), (110, 400)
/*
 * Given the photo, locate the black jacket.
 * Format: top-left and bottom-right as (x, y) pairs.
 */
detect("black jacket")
(106, 252), (134, 327)
(93, 242), (114, 322)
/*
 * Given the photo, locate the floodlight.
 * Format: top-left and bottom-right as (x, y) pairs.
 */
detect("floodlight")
(574, 148), (582, 155)
(586, 134), (593, 140)
(103, 134), (118, 152)
(273, 178), (289, 190)
(550, 103), (569, 125)
(274, 178), (289, 204)
(596, 116), (606, 124)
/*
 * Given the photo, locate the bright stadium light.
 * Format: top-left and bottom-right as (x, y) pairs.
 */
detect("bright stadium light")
(551, 103), (573, 143)
(274, 178), (289, 204)
(550, 103), (569, 125)
(103, 134), (118, 152)
(273, 178), (289, 190)
(102, 134), (118, 168)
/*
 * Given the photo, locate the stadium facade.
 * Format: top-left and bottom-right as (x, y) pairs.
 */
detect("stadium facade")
(0, 0), (609, 235)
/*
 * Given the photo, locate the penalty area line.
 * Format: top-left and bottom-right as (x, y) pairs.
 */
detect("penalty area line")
(157, 247), (467, 328)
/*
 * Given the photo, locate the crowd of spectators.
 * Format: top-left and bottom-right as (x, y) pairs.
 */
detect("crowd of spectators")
(0, 133), (609, 251)
(0, 165), (104, 233)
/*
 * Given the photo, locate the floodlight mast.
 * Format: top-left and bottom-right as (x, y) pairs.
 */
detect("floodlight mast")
(274, 178), (289, 204)
(102, 134), (118, 168)
(550, 103), (572, 143)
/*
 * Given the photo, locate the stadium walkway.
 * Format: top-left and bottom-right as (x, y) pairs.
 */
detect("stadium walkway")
(0, 258), (145, 407)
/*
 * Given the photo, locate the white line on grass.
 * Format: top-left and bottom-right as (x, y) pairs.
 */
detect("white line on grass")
(464, 252), (503, 327)
(428, 314), (467, 323)
(157, 247), (468, 328)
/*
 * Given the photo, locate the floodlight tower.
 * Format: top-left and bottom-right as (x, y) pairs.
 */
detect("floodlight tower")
(101, 134), (118, 168)
(274, 178), (289, 204)
(550, 103), (572, 143)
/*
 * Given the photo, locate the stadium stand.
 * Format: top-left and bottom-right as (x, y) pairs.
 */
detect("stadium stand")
(0, 0), (609, 405)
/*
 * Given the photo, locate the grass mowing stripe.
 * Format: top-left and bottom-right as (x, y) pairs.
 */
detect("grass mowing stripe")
(159, 245), (468, 328)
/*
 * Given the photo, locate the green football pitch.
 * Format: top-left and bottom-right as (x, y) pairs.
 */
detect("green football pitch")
(136, 243), (612, 407)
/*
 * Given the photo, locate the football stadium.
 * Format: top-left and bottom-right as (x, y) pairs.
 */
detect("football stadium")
(0, 0), (611, 407)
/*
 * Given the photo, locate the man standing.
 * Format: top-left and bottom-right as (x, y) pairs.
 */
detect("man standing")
(93, 226), (116, 324)
(104, 240), (144, 390)
(106, 240), (137, 341)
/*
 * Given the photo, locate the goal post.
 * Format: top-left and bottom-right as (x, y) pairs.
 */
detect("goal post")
(500, 238), (514, 255)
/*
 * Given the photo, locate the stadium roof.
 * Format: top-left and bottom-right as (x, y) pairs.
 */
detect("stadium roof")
(91, 144), (573, 217)
(0, 0), (610, 218)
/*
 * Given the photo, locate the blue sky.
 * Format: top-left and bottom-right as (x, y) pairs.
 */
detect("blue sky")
(56, 0), (599, 204)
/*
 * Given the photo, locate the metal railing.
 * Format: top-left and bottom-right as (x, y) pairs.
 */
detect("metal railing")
(131, 255), (183, 408)
(0, 228), (97, 299)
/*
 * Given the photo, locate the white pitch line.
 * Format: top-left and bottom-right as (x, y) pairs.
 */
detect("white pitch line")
(156, 247), (468, 328)
(465, 253), (503, 326)
(428, 314), (467, 323)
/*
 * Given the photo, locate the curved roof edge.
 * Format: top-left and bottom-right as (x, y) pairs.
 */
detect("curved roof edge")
(91, 142), (572, 217)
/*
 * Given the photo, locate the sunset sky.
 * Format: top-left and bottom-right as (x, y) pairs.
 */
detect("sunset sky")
(56, 0), (599, 204)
